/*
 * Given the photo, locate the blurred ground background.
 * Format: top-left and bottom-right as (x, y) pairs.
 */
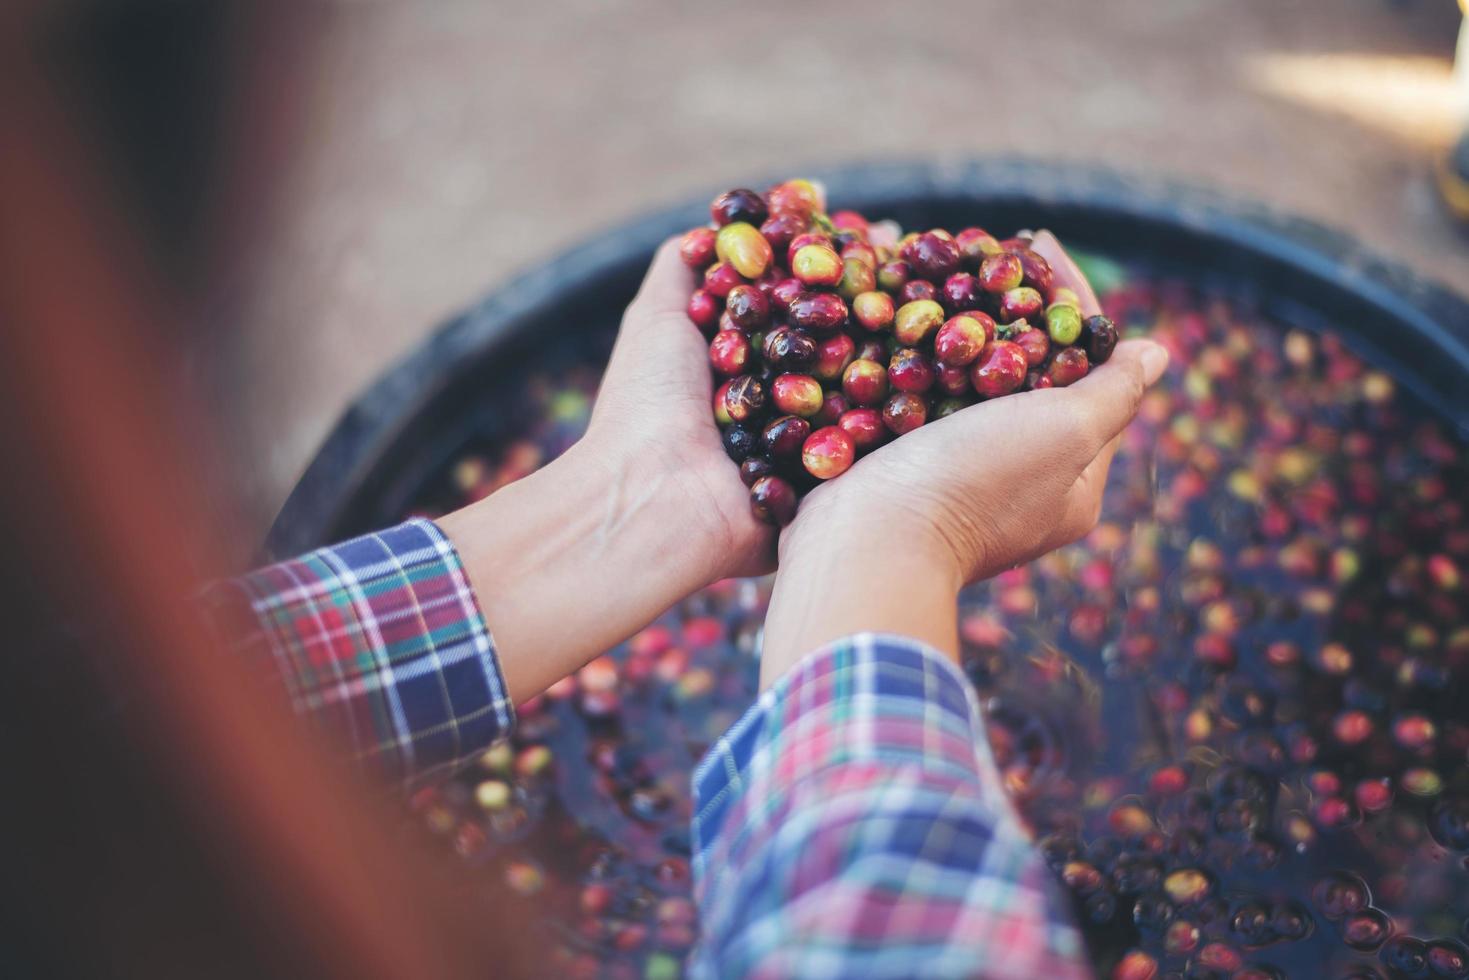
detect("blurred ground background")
(211, 0), (1467, 537)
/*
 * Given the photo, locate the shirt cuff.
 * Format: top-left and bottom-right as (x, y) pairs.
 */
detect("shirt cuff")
(691, 633), (1021, 886)
(200, 518), (513, 786)
(689, 633), (1087, 979)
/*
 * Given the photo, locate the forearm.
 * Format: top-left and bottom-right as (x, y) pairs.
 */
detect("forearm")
(759, 516), (962, 688)
(438, 439), (723, 704)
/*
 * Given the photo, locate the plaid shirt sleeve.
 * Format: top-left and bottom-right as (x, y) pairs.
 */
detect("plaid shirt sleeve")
(200, 518), (513, 787)
(690, 633), (1088, 980)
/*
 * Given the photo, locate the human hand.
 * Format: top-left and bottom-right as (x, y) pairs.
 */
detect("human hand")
(439, 238), (774, 703)
(760, 232), (1169, 685)
(586, 237), (777, 580)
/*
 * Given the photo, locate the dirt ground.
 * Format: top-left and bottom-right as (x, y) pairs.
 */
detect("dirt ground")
(218, 0), (1468, 538)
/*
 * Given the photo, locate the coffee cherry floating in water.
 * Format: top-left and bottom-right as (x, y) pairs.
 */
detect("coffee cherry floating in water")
(681, 179), (1133, 525)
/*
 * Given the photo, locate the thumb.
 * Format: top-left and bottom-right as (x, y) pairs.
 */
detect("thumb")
(1060, 338), (1169, 458)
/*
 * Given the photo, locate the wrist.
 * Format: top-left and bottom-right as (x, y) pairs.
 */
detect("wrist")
(439, 438), (719, 703)
(760, 512), (963, 689)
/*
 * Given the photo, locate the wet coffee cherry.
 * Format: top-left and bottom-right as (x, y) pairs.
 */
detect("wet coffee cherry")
(680, 227), (717, 268)
(888, 348), (936, 393)
(1082, 314), (1120, 363)
(813, 390), (850, 427)
(1230, 902), (1274, 947)
(838, 408), (886, 452)
(934, 313), (992, 367)
(748, 475), (797, 525)
(801, 426), (856, 480)
(813, 333), (857, 383)
(1381, 936), (1430, 978)
(761, 415), (811, 460)
(1046, 347), (1091, 387)
(1046, 302), (1084, 346)
(704, 260), (744, 299)
(788, 291), (848, 332)
(739, 456), (774, 487)
(881, 391), (927, 435)
(1426, 939), (1469, 978)
(722, 425), (756, 462)
(1164, 920), (1202, 957)
(715, 222), (774, 279)
(855, 337), (888, 363)
(687, 288), (721, 333)
(877, 259), (911, 292)
(770, 276), (805, 312)
(1132, 891), (1176, 931)
(711, 188), (767, 227)
(1014, 247), (1054, 293)
(841, 240), (878, 268)
(709, 329), (750, 375)
(842, 359), (889, 406)
(979, 252), (1024, 293)
(759, 212), (805, 255)
(766, 178), (820, 219)
(725, 284), (770, 329)
(894, 299), (946, 346)
(786, 231), (831, 267)
(941, 272), (985, 314)
(838, 257), (877, 300)
(852, 291), (896, 332)
(712, 379), (734, 425)
(763, 325), (818, 373)
(771, 374), (824, 418)
(999, 286), (1045, 323)
(1163, 868), (1213, 905)
(1111, 950), (1158, 980)
(936, 362), (972, 397)
(1312, 871), (1370, 920)
(954, 226), (1000, 264)
(898, 279), (938, 304)
(1012, 323), (1051, 367)
(723, 375), (767, 424)
(792, 243), (845, 287)
(905, 230), (962, 281)
(971, 340), (1028, 398)
(1342, 908), (1393, 951)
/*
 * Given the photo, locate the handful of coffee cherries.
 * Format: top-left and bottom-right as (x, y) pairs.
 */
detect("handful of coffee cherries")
(681, 179), (1121, 526)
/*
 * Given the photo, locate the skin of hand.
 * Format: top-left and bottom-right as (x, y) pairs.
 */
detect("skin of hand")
(438, 238), (774, 704)
(759, 232), (1170, 687)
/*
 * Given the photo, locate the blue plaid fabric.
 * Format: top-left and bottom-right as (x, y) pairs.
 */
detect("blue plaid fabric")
(201, 519), (512, 787)
(691, 634), (1088, 979)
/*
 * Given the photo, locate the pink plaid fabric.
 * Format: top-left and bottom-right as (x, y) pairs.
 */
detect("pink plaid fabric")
(692, 634), (1088, 979)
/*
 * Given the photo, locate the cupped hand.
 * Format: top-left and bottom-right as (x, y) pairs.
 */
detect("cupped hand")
(760, 232), (1168, 684)
(586, 237), (777, 580)
(785, 232), (1168, 585)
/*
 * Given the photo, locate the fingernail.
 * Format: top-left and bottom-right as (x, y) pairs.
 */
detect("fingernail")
(1140, 341), (1170, 384)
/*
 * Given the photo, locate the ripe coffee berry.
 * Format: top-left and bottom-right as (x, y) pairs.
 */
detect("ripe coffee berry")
(761, 415), (811, 459)
(934, 314), (991, 367)
(838, 407), (886, 452)
(801, 426), (856, 480)
(725, 284), (770, 329)
(842, 358), (889, 406)
(683, 179), (1129, 524)
(972, 340), (1028, 398)
(711, 188), (767, 227)
(882, 391), (927, 435)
